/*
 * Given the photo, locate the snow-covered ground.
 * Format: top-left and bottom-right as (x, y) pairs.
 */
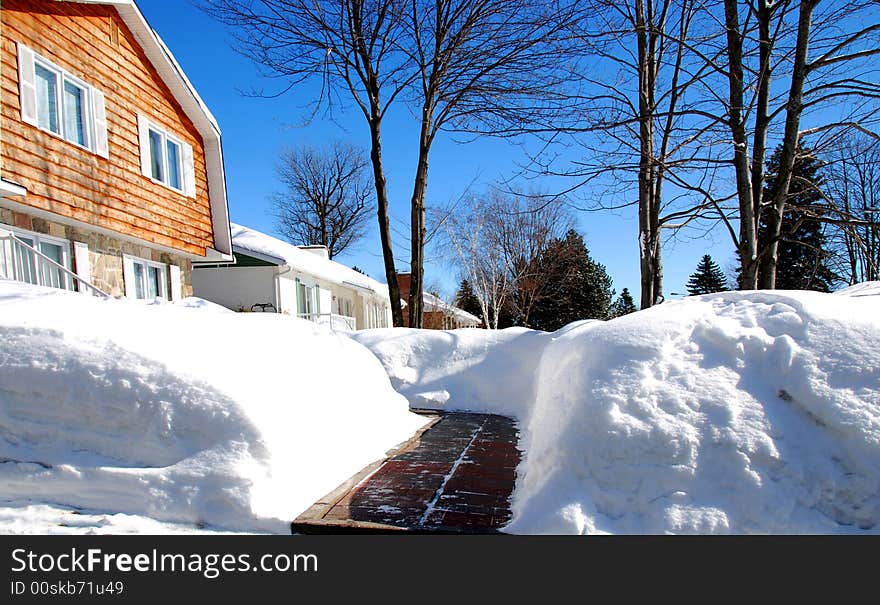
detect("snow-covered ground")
(0, 281), (427, 534)
(356, 287), (880, 534)
(3, 280), (879, 534)
(350, 327), (551, 418)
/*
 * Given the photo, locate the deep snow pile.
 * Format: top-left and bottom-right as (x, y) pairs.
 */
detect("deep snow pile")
(0, 281), (427, 533)
(356, 287), (880, 534)
(514, 290), (880, 533)
(350, 327), (551, 418)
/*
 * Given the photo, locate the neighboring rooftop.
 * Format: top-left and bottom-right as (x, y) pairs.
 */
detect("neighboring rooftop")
(229, 223), (390, 298)
(423, 291), (481, 325)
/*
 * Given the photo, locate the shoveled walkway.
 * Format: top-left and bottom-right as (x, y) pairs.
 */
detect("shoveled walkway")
(291, 412), (521, 534)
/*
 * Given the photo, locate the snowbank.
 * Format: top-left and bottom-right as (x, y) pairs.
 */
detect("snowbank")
(0, 282), (427, 533)
(354, 287), (880, 533)
(510, 290), (880, 534)
(351, 327), (550, 418)
(836, 281), (880, 298)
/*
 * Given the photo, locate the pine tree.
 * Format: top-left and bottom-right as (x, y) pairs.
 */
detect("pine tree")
(454, 279), (484, 325)
(529, 230), (614, 331)
(758, 144), (836, 291)
(687, 254), (728, 295)
(609, 287), (638, 317)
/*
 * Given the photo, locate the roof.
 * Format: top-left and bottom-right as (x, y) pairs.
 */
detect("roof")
(228, 223), (391, 300)
(422, 291), (481, 325)
(60, 0), (232, 260)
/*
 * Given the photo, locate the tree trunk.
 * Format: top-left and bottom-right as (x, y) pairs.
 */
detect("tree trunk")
(408, 110), (432, 329)
(749, 0), (773, 266)
(762, 0), (816, 289)
(367, 110), (404, 326)
(723, 0), (759, 289)
(636, 0), (658, 309)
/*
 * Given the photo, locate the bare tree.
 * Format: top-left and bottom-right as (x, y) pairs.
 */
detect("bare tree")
(272, 143), (372, 258)
(202, 0), (412, 325)
(532, 0), (724, 309)
(434, 189), (572, 328)
(204, 0), (580, 328)
(714, 0), (880, 289)
(400, 0), (580, 327)
(825, 134), (880, 283)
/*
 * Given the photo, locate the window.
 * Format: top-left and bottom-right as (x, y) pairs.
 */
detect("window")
(34, 63), (60, 135)
(0, 226), (72, 291)
(17, 44), (107, 157)
(147, 126), (182, 191)
(137, 116), (194, 196)
(296, 279), (319, 318)
(124, 256), (167, 300)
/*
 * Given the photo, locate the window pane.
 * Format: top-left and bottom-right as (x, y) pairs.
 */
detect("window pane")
(63, 80), (88, 147)
(35, 64), (60, 134)
(133, 262), (145, 299)
(149, 129), (165, 182)
(39, 241), (66, 289)
(166, 139), (181, 190)
(147, 266), (161, 299)
(13, 236), (37, 285)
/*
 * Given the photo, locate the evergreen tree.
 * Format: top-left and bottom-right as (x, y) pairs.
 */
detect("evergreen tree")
(758, 144), (836, 291)
(609, 287), (638, 317)
(454, 279), (484, 325)
(529, 230), (614, 331)
(687, 254), (728, 295)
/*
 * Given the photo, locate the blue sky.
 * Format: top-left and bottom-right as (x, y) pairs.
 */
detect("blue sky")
(138, 0), (735, 302)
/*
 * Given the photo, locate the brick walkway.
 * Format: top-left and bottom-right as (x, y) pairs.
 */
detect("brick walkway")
(291, 412), (521, 534)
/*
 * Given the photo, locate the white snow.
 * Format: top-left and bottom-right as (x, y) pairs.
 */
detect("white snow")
(356, 286), (880, 534)
(836, 281), (880, 298)
(350, 327), (549, 418)
(0, 281), (427, 534)
(4, 277), (880, 534)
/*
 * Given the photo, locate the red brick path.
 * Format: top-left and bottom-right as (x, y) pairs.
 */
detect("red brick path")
(292, 413), (521, 533)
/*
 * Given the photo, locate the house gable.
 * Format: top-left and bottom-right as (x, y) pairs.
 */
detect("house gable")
(0, 0), (230, 259)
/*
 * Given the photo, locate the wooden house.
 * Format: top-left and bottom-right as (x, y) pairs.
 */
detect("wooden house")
(0, 0), (232, 299)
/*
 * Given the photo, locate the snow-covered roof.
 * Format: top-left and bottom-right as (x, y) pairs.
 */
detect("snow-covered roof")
(60, 0), (232, 260)
(422, 291), (481, 325)
(229, 223), (390, 300)
(836, 281), (880, 298)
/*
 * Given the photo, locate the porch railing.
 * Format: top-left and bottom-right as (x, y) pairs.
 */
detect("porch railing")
(298, 312), (357, 331)
(0, 233), (109, 298)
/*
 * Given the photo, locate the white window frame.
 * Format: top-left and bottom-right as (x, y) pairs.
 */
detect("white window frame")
(28, 52), (102, 155)
(148, 124), (184, 192)
(1, 225), (73, 291)
(137, 115), (196, 197)
(296, 278), (320, 318)
(123, 255), (168, 301)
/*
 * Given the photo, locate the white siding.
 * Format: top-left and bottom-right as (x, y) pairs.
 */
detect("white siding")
(191, 266), (278, 312)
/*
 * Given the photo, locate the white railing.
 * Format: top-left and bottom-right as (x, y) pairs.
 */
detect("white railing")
(0, 233), (109, 297)
(298, 312), (357, 331)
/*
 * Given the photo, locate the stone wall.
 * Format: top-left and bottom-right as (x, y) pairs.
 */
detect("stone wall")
(0, 209), (193, 298)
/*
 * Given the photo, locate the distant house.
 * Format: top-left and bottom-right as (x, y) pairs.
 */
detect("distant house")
(0, 0), (232, 299)
(397, 273), (480, 329)
(192, 224), (392, 330)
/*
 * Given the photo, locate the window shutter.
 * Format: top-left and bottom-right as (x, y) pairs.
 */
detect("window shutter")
(122, 255), (136, 299)
(73, 242), (91, 290)
(17, 43), (38, 126)
(182, 141), (196, 198)
(136, 115), (151, 177)
(91, 88), (109, 159)
(169, 264), (182, 301)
